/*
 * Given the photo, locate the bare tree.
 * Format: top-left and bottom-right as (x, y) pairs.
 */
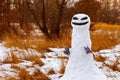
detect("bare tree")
(74, 0), (101, 21)
(25, 0), (51, 39)
(98, 0), (120, 24)
(25, 0), (69, 39)
(0, 0), (73, 39)
(49, 0), (69, 38)
(33, 0), (69, 39)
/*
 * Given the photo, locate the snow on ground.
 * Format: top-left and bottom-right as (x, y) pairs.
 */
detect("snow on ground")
(0, 43), (120, 80)
(0, 44), (9, 61)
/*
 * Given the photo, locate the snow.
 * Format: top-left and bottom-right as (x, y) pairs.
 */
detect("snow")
(0, 43), (120, 80)
(0, 44), (9, 61)
(41, 58), (61, 73)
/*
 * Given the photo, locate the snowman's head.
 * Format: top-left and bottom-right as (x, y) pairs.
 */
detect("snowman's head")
(71, 14), (91, 30)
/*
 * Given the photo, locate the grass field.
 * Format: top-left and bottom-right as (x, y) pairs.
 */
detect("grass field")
(2, 22), (120, 52)
(0, 23), (120, 80)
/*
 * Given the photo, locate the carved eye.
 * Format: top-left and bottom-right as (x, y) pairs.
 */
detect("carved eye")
(73, 17), (78, 20)
(81, 17), (88, 20)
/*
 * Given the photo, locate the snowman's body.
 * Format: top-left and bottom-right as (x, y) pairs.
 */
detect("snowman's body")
(60, 14), (107, 80)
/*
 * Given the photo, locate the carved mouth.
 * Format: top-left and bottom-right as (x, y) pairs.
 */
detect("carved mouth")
(72, 21), (89, 25)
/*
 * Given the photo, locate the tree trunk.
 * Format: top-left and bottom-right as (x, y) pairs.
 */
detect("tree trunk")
(50, 0), (66, 39)
(41, 0), (51, 39)
(26, 0), (51, 39)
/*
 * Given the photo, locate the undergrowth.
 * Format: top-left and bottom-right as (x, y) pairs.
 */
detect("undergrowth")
(2, 22), (120, 52)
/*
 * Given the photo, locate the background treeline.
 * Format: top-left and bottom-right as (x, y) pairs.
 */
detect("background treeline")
(0, 0), (119, 39)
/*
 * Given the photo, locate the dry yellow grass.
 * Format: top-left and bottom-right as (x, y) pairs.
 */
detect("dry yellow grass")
(91, 23), (120, 51)
(4, 76), (17, 80)
(18, 68), (31, 80)
(11, 64), (21, 70)
(94, 55), (106, 62)
(11, 65), (51, 80)
(59, 60), (66, 74)
(3, 50), (45, 67)
(31, 68), (51, 80)
(91, 23), (120, 30)
(2, 31), (71, 53)
(2, 51), (20, 64)
(104, 58), (120, 71)
(23, 53), (45, 66)
(2, 22), (120, 52)
(1, 22), (120, 80)
(48, 68), (56, 75)
(3, 31), (26, 49)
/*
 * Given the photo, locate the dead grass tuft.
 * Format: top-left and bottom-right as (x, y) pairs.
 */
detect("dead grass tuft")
(104, 59), (120, 71)
(23, 53), (45, 66)
(18, 67), (31, 80)
(2, 50), (44, 66)
(31, 69), (51, 80)
(11, 65), (50, 80)
(11, 64), (21, 71)
(59, 60), (66, 74)
(94, 55), (106, 62)
(3, 30), (26, 49)
(3, 51), (20, 64)
(5, 76), (18, 80)
(48, 68), (56, 75)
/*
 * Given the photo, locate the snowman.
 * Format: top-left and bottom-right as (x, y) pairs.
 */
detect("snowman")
(61, 14), (107, 80)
